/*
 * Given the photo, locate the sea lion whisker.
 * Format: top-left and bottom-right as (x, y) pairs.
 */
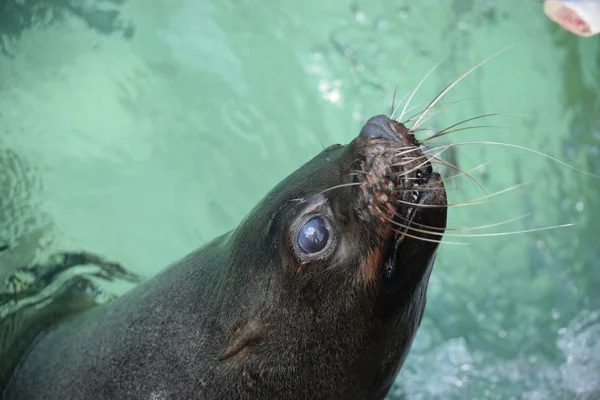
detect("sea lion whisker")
(411, 46), (513, 130)
(423, 156), (468, 173)
(387, 211), (572, 238)
(409, 106), (524, 136)
(403, 104), (457, 131)
(441, 224), (574, 237)
(393, 183), (479, 196)
(382, 216), (466, 245)
(423, 113), (502, 142)
(398, 231), (467, 245)
(444, 183), (526, 207)
(390, 49), (413, 118)
(393, 179), (519, 209)
(437, 161), (493, 183)
(396, 101), (431, 129)
(398, 58), (446, 122)
(392, 149), (451, 182)
(437, 141), (600, 179)
(443, 214), (533, 232)
(424, 125), (509, 143)
(390, 91), (413, 121)
(318, 182), (363, 195)
(421, 143), (454, 154)
(392, 197), (469, 209)
(392, 155), (430, 168)
(393, 148), (441, 167)
(395, 154), (426, 161)
(418, 111), (531, 133)
(392, 147), (423, 157)
(402, 97), (477, 126)
(387, 145), (420, 154)
(395, 162), (432, 179)
(421, 150), (489, 197)
(391, 207), (531, 232)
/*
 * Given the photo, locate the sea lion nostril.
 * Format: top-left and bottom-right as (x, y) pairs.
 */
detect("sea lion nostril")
(415, 167), (432, 181)
(358, 114), (397, 141)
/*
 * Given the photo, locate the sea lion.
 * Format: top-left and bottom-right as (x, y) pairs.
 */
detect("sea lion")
(2, 114), (447, 399)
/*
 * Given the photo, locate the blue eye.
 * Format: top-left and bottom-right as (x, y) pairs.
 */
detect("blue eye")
(297, 217), (329, 254)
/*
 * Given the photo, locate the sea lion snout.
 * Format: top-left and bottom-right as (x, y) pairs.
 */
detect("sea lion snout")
(357, 114), (416, 147)
(359, 114), (400, 142)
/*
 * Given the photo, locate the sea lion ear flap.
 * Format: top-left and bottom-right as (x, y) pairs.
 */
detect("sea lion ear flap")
(219, 319), (265, 360)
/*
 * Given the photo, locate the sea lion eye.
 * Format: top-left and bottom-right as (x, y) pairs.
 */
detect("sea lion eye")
(297, 217), (329, 254)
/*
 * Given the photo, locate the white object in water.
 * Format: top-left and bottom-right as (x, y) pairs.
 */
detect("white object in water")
(544, 0), (600, 37)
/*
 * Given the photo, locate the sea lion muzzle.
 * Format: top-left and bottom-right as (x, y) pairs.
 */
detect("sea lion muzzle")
(350, 114), (447, 317)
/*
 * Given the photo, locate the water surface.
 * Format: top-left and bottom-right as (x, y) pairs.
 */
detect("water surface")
(0, 0), (599, 398)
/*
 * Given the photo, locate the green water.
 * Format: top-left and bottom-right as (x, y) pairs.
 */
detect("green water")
(1, 0), (599, 398)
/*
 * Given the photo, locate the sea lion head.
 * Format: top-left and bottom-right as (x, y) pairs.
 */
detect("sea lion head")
(218, 114), (447, 398)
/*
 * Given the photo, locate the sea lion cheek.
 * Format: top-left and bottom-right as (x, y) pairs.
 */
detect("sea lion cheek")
(356, 225), (394, 285)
